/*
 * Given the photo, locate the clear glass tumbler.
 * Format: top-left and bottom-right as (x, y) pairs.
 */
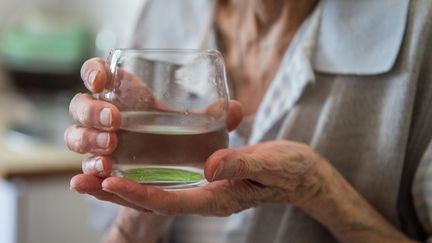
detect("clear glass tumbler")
(100, 49), (229, 190)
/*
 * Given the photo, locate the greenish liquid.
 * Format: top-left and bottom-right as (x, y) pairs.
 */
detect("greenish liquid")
(122, 167), (204, 183)
(112, 111), (227, 189)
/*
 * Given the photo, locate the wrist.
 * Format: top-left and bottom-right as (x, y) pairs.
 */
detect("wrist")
(296, 161), (414, 243)
(106, 207), (172, 243)
(296, 159), (349, 226)
(293, 157), (338, 211)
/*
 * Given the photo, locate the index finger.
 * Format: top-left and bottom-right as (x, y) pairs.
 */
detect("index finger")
(80, 58), (110, 93)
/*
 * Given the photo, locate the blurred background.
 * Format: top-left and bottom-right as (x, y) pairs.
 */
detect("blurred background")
(0, 0), (146, 242)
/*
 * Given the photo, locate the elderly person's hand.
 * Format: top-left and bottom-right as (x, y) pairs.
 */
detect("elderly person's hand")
(65, 56), (243, 186)
(65, 58), (330, 216)
(75, 140), (328, 216)
(65, 57), (334, 214)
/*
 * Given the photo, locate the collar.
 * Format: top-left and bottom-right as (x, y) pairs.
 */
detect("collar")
(313, 0), (410, 75)
(137, 0), (409, 75)
(132, 0), (215, 49)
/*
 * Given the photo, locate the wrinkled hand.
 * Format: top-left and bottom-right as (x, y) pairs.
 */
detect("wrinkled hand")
(66, 58), (329, 217)
(116, 141), (323, 216)
(82, 142), (327, 215)
(65, 57), (243, 210)
(71, 140), (328, 216)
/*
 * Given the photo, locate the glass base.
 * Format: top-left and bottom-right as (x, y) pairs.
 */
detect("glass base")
(113, 165), (207, 190)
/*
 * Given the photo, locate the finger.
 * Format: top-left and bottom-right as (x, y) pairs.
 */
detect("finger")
(203, 144), (264, 181)
(64, 125), (117, 155)
(101, 177), (233, 216)
(82, 156), (112, 178)
(70, 174), (152, 212)
(227, 100), (243, 131)
(204, 148), (234, 180)
(81, 58), (110, 93)
(69, 93), (121, 131)
(204, 99), (243, 132)
(205, 149), (262, 182)
(110, 70), (157, 111)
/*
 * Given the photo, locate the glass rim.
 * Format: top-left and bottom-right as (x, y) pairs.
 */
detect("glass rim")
(109, 48), (223, 56)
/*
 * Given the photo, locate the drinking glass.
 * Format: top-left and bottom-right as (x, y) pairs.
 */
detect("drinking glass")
(100, 49), (229, 190)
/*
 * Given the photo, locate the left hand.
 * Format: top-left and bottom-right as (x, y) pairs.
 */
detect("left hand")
(71, 140), (331, 216)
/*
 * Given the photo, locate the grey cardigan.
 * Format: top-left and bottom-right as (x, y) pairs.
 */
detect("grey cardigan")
(132, 0), (432, 241)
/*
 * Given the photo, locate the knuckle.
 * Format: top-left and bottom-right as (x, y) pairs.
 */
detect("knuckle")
(234, 154), (250, 177)
(76, 132), (87, 153)
(79, 105), (94, 125)
(70, 93), (96, 126)
(64, 125), (78, 150)
(65, 126), (88, 153)
(69, 93), (83, 116)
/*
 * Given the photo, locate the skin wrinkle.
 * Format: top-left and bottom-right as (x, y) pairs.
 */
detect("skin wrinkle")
(65, 125), (116, 155)
(290, 161), (324, 205)
(67, 125), (87, 153)
(254, 0), (285, 32)
(69, 93), (87, 123)
(231, 153), (252, 178)
(213, 180), (264, 216)
(208, 140), (325, 210)
(298, 162), (415, 243)
(102, 187), (152, 213)
(69, 93), (120, 131)
(80, 97), (94, 125)
(215, 0), (319, 115)
(207, 142), (324, 215)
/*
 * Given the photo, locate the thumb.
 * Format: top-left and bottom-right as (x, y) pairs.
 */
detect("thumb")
(205, 150), (262, 182)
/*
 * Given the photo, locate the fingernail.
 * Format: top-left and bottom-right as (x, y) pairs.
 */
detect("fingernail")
(100, 108), (112, 127)
(97, 133), (110, 148)
(94, 158), (104, 172)
(87, 70), (99, 87)
(211, 160), (225, 181)
(83, 157), (104, 173)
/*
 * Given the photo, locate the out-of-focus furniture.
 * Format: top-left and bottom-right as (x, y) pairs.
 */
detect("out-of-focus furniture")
(0, 142), (105, 243)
